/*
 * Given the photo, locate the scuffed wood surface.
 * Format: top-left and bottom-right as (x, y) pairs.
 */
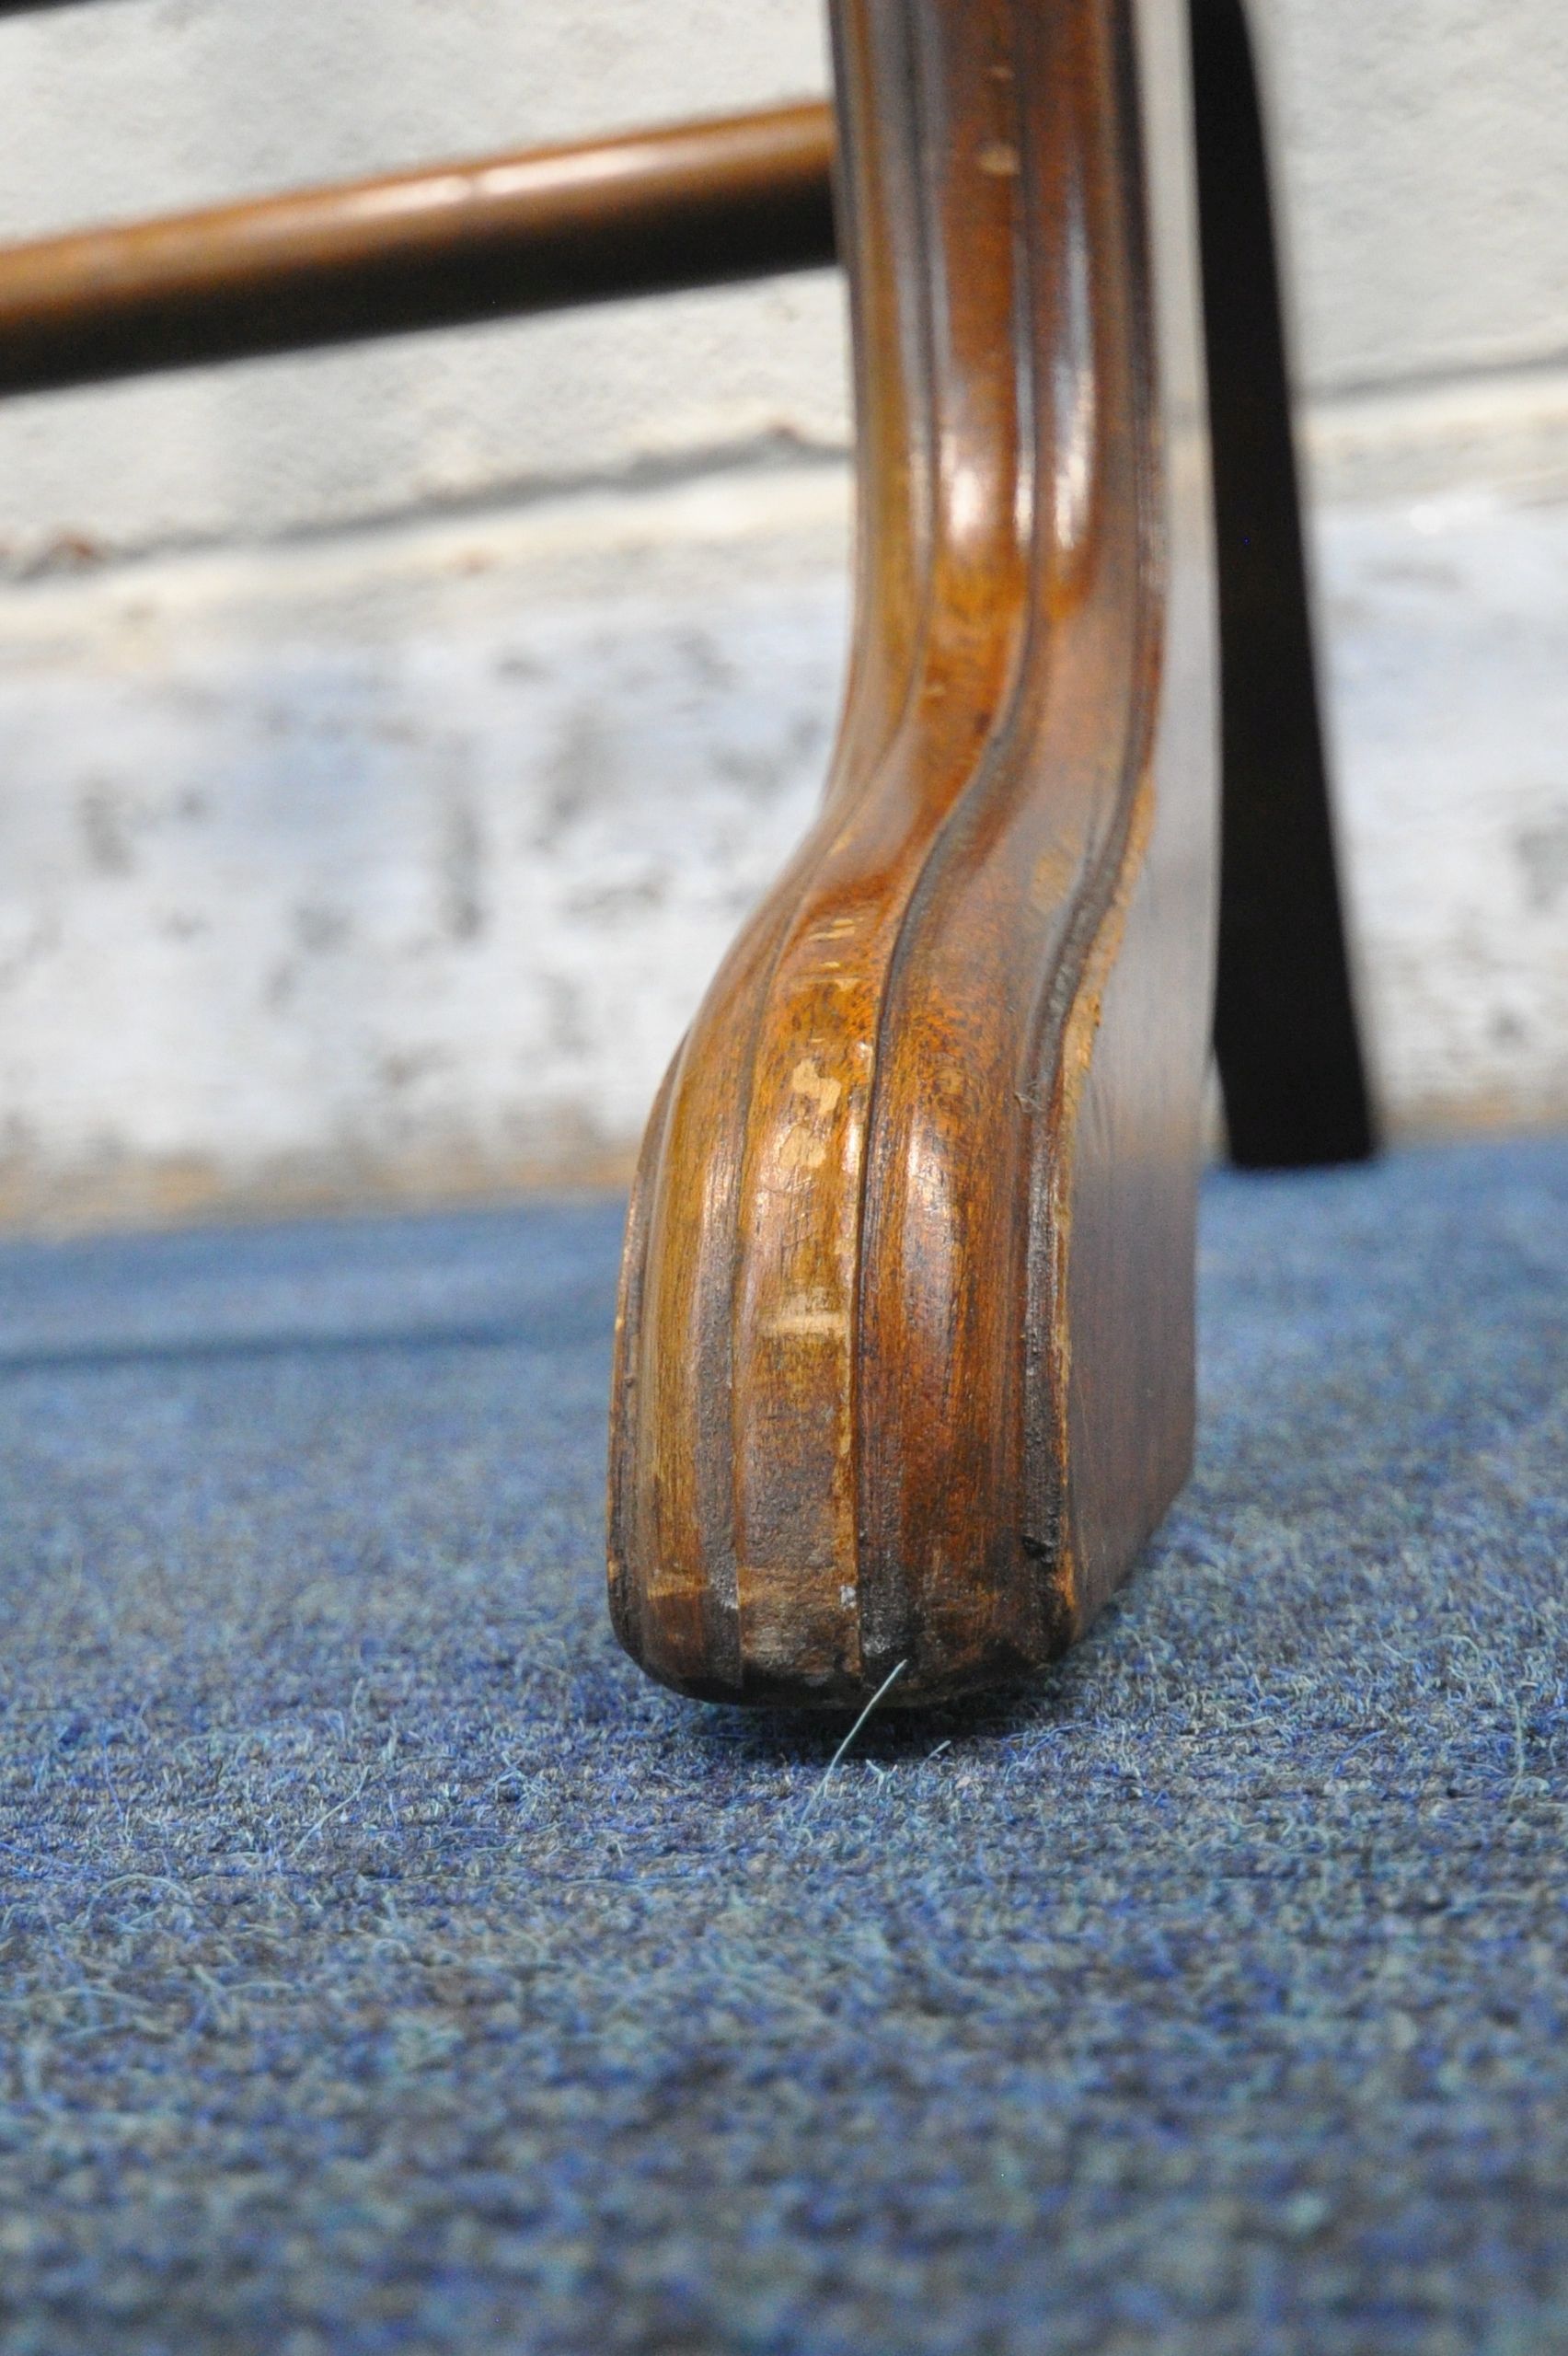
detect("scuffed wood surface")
(609, 0), (1218, 1706)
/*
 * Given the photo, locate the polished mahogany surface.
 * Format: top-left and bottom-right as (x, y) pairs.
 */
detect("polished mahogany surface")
(609, 0), (1221, 1707)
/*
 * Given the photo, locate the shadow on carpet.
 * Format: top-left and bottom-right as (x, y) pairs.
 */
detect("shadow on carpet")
(0, 1135), (1564, 2356)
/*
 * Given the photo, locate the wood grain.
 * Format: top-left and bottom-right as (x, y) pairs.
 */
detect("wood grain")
(609, 0), (1220, 1707)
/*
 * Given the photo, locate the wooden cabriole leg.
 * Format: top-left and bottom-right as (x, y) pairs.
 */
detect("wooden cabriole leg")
(608, 0), (1219, 1708)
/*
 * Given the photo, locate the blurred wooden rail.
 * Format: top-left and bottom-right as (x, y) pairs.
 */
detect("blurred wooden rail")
(0, 102), (837, 398)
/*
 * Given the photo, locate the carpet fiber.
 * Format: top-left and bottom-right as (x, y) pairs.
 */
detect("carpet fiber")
(1, 1136), (1565, 2355)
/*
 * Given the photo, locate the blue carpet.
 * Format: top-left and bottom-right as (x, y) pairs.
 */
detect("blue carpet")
(0, 1136), (1565, 2355)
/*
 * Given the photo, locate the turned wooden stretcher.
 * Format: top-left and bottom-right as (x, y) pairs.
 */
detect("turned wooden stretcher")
(0, 0), (1372, 1706)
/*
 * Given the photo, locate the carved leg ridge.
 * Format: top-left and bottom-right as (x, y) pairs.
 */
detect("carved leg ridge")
(608, 0), (1219, 1708)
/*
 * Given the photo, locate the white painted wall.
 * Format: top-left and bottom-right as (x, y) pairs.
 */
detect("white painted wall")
(0, 0), (846, 569)
(0, 474), (850, 1225)
(0, 0), (1563, 1226)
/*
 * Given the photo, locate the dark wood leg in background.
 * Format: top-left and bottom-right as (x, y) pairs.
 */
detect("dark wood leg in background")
(1190, 0), (1377, 1167)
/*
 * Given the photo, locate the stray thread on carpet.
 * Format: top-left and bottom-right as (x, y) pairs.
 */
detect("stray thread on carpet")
(0, 1136), (1564, 2355)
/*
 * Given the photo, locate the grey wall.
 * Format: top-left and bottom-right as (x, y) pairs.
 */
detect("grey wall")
(1, 0), (1564, 568)
(0, 0), (843, 568)
(0, 0), (1563, 1227)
